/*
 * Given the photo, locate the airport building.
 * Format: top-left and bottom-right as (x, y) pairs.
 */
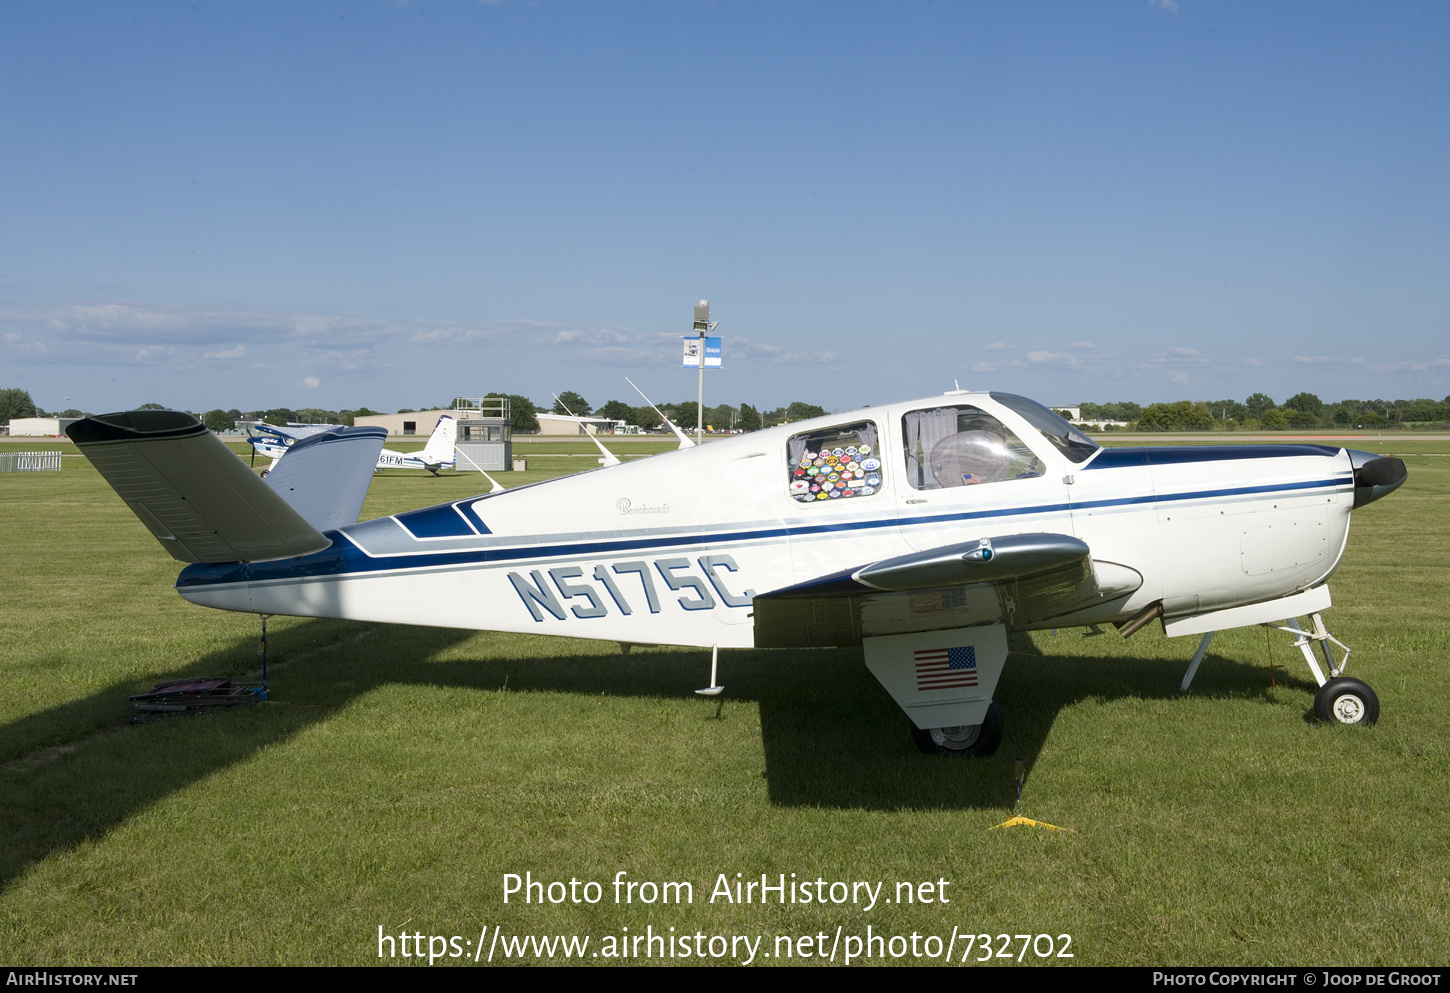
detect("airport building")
(4, 416), (81, 437)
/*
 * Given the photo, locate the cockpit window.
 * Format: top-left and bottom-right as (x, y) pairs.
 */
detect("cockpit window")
(787, 421), (883, 503)
(902, 406), (1043, 490)
(990, 393), (1100, 464)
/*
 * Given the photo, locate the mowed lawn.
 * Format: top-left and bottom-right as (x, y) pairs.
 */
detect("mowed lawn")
(1, 439), (1447, 966)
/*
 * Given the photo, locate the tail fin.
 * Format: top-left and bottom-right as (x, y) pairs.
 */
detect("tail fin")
(262, 425), (387, 531)
(420, 415), (456, 466)
(68, 411), (331, 564)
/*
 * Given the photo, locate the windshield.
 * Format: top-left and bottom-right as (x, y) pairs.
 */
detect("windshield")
(990, 393), (1101, 464)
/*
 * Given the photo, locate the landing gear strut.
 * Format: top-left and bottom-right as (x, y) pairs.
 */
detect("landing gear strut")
(1274, 612), (1378, 726)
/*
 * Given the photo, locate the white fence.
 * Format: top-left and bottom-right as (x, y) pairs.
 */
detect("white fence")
(0, 452), (62, 472)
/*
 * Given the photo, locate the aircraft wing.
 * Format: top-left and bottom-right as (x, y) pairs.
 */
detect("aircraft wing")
(752, 532), (1140, 648)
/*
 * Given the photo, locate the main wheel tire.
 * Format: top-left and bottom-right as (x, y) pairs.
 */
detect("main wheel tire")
(912, 700), (1005, 757)
(1314, 677), (1380, 726)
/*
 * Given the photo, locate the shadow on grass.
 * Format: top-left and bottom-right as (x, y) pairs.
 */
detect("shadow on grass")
(0, 621), (1319, 889)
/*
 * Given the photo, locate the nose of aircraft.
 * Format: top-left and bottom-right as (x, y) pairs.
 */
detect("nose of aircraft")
(1346, 450), (1408, 508)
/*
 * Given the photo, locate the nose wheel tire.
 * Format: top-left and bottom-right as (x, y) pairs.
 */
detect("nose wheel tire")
(1313, 677), (1379, 726)
(912, 700), (1004, 757)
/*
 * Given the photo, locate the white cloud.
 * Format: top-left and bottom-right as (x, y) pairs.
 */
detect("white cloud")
(302, 376), (320, 389)
(1067, 341), (1096, 349)
(2, 302), (395, 349)
(1026, 350), (1079, 367)
(204, 345), (246, 360)
(1150, 0), (1179, 12)
(981, 341), (1009, 351)
(1134, 345), (1212, 373)
(1293, 355), (1364, 367)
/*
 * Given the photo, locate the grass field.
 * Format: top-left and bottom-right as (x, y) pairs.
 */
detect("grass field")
(1, 438), (1447, 966)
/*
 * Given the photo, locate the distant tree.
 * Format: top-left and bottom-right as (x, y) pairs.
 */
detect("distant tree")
(1261, 407), (1290, 430)
(1245, 393), (1276, 419)
(0, 388), (37, 423)
(1288, 408), (1320, 429)
(138, 402), (168, 410)
(552, 391), (591, 416)
(709, 404), (738, 431)
(633, 406), (663, 431)
(1136, 401), (1213, 431)
(202, 409), (235, 433)
(294, 408), (338, 424)
(786, 401), (828, 421)
(339, 406), (381, 427)
(482, 393), (540, 433)
(1284, 392), (1324, 417)
(1079, 401), (1143, 422)
(596, 400), (635, 423)
(1206, 399), (1248, 423)
(737, 403), (762, 432)
(672, 401), (700, 430)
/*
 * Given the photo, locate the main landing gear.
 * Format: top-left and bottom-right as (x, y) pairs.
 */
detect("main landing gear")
(912, 700), (1005, 757)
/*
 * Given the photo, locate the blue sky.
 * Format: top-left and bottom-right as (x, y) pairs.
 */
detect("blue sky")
(2, 1), (1447, 415)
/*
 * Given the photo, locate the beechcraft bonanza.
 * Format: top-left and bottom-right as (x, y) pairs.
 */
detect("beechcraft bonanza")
(249, 416), (457, 476)
(70, 391), (1406, 755)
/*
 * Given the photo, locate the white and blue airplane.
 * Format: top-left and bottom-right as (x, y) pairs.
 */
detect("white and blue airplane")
(68, 390), (1406, 754)
(250, 416), (457, 476)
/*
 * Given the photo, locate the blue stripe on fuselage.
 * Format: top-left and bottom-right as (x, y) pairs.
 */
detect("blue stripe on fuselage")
(1084, 445), (1341, 469)
(177, 469), (1351, 589)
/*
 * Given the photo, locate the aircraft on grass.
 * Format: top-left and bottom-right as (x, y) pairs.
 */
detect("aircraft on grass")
(249, 416), (457, 476)
(69, 391), (1407, 755)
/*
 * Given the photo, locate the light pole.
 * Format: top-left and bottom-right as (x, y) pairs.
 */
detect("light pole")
(692, 300), (718, 444)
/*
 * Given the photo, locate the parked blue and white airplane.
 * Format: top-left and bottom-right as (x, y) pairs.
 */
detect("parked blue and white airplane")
(250, 416), (457, 476)
(69, 391), (1406, 754)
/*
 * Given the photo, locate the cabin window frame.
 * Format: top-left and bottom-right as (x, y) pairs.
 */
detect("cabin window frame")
(785, 420), (885, 505)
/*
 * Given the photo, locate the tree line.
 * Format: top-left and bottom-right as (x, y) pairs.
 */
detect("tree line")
(1081, 393), (1450, 431)
(7, 385), (1450, 434)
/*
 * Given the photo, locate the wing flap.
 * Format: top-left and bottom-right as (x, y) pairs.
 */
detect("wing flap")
(68, 410), (332, 564)
(753, 532), (1114, 648)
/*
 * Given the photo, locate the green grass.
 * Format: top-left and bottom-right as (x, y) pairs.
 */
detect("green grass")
(0, 443), (1447, 965)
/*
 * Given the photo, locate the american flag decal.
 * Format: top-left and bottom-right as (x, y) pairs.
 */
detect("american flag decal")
(914, 645), (979, 691)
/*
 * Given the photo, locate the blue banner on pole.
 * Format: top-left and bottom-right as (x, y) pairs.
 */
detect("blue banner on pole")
(682, 337), (722, 368)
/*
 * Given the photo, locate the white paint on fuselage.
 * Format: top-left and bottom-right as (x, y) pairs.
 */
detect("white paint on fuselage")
(179, 393), (1357, 648)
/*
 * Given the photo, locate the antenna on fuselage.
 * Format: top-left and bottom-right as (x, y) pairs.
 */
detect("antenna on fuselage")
(553, 394), (621, 468)
(626, 376), (695, 450)
(452, 444), (506, 492)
